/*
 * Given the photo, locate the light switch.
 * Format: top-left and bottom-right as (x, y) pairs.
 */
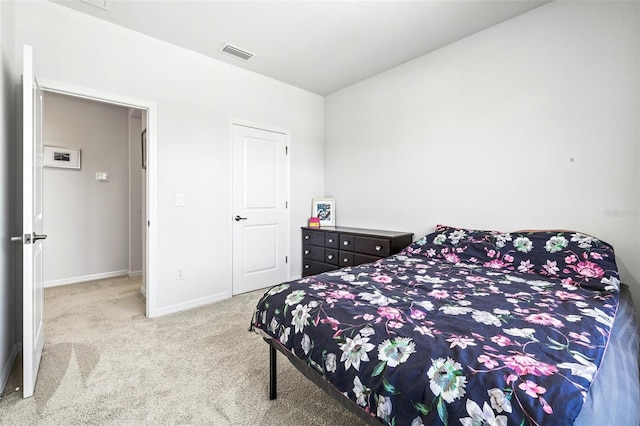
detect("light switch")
(96, 172), (109, 182)
(176, 193), (184, 206)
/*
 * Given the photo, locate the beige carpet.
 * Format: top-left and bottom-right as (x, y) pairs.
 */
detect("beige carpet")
(0, 276), (364, 425)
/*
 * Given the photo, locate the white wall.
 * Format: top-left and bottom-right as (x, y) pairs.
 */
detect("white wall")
(14, 0), (324, 315)
(42, 92), (130, 286)
(325, 1), (640, 314)
(0, 0), (16, 392)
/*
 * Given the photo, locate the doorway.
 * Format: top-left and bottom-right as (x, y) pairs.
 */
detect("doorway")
(38, 80), (157, 317)
(41, 92), (144, 295)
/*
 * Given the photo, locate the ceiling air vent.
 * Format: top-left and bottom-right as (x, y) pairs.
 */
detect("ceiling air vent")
(220, 44), (254, 61)
(80, 0), (111, 11)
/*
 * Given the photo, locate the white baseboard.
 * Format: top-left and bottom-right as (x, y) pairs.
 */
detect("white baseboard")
(128, 270), (142, 277)
(140, 284), (146, 298)
(1, 344), (17, 393)
(44, 270), (129, 288)
(154, 291), (230, 317)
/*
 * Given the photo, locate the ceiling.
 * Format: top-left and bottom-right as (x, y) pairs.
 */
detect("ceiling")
(51, 0), (550, 96)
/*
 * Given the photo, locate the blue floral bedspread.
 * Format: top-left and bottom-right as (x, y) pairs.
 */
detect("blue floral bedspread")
(251, 226), (620, 425)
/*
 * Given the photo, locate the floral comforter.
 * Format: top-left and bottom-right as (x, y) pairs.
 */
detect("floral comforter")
(251, 225), (620, 425)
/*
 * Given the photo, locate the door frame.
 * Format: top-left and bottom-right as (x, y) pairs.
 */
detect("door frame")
(227, 119), (291, 296)
(39, 78), (159, 318)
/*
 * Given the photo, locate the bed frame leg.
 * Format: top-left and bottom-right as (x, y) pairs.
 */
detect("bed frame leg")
(269, 344), (277, 400)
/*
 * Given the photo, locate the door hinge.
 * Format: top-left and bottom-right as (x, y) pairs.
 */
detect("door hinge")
(285, 201), (288, 209)
(148, 220), (150, 227)
(285, 146), (288, 155)
(285, 256), (288, 263)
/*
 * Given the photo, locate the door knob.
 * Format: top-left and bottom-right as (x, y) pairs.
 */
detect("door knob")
(234, 215), (247, 221)
(11, 234), (31, 244)
(33, 232), (47, 242)
(11, 234), (30, 244)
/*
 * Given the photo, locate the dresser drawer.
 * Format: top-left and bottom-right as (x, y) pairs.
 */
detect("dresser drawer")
(302, 229), (325, 246)
(302, 260), (335, 276)
(340, 234), (355, 251)
(339, 251), (354, 267)
(325, 249), (339, 265)
(303, 244), (325, 262)
(354, 236), (390, 257)
(354, 253), (383, 266)
(325, 233), (339, 248)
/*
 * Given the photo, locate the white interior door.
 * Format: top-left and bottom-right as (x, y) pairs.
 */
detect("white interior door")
(21, 45), (45, 398)
(232, 124), (288, 295)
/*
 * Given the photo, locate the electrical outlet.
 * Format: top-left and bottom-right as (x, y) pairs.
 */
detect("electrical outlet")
(176, 268), (184, 280)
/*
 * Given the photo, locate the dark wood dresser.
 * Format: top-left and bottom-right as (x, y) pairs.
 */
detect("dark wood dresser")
(301, 226), (414, 277)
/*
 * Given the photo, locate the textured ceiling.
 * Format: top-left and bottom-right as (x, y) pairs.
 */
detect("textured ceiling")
(52, 0), (549, 96)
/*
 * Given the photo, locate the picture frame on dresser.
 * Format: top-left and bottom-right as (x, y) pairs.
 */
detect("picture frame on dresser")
(311, 198), (335, 227)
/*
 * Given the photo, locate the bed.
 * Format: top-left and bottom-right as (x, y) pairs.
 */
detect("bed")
(250, 225), (640, 425)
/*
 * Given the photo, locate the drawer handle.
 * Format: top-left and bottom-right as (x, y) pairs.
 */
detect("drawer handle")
(343, 258), (349, 263)
(327, 255), (334, 260)
(375, 245), (382, 251)
(304, 250), (310, 255)
(304, 235), (310, 240)
(343, 241), (350, 246)
(328, 238), (334, 243)
(304, 264), (310, 269)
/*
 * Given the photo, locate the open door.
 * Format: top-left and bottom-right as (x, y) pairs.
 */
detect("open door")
(19, 45), (46, 398)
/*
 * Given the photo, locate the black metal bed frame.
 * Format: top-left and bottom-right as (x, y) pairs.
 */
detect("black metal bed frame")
(265, 337), (382, 425)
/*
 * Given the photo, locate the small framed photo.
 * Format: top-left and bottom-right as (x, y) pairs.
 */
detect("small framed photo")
(312, 197), (336, 227)
(44, 145), (81, 169)
(141, 129), (147, 170)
